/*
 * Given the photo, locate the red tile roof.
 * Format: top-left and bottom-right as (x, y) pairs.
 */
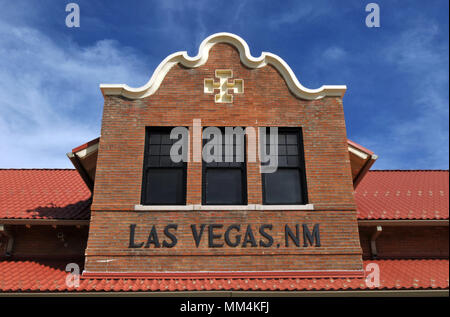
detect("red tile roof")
(0, 169), (447, 221)
(355, 170), (449, 220)
(0, 259), (447, 292)
(0, 169), (91, 220)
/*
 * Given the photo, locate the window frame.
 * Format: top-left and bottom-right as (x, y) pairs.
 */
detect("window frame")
(261, 127), (308, 205)
(141, 127), (187, 205)
(201, 127), (248, 205)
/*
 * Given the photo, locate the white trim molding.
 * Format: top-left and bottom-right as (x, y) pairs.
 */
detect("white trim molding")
(134, 204), (315, 211)
(67, 142), (99, 159)
(358, 219), (449, 227)
(100, 32), (346, 100)
(348, 146), (369, 160)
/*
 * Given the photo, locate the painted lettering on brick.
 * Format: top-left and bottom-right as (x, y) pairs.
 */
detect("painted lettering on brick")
(128, 223), (321, 249)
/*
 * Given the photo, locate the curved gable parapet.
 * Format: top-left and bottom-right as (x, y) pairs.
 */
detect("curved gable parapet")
(100, 32), (347, 100)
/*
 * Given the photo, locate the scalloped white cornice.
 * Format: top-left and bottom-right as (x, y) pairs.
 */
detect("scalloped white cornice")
(100, 32), (347, 100)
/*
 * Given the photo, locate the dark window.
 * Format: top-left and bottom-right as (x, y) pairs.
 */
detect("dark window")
(202, 128), (247, 205)
(141, 128), (186, 205)
(262, 128), (308, 204)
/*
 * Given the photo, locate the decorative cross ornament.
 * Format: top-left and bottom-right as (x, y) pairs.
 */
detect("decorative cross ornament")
(204, 69), (244, 103)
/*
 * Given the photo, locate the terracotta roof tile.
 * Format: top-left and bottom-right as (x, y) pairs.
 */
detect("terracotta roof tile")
(1, 169), (447, 221)
(355, 170), (449, 220)
(0, 169), (91, 220)
(0, 259), (447, 292)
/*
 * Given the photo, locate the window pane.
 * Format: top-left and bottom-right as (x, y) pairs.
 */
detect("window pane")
(149, 145), (160, 155)
(263, 169), (303, 204)
(277, 156), (288, 167)
(161, 134), (172, 144)
(287, 156), (299, 167)
(286, 133), (297, 144)
(144, 168), (184, 205)
(287, 145), (298, 155)
(149, 133), (161, 144)
(205, 169), (243, 204)
(160, 145), (172, 155)
(159, 156), (172, 167)
(148, 156), (159, 166)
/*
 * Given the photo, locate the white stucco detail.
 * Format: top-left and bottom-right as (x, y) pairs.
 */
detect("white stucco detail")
(100, 32), (346, 100)
(348, 145), (369, 160)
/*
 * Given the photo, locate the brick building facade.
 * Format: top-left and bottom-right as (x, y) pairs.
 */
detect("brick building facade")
(0, 33), (448, 295)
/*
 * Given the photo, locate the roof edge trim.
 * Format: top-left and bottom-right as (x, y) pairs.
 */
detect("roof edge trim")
(82, 269), (364, 279)
(3, 290), (448, 296)
(358, 220), (449, 226)
(100, 32), (347, 100)
(0, 219), (90, 225)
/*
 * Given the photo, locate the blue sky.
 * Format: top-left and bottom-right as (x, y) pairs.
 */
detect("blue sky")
(0, 0), (448, 169)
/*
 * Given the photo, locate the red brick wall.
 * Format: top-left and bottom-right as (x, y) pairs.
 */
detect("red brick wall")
(86, 43), (362, 273)
(85, 210), (362, 272)
(359, 226), (449, 259)
(2, 225), (88, 260)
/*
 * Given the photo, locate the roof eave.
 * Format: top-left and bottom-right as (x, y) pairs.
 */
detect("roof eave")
(358, 219), (449, 226)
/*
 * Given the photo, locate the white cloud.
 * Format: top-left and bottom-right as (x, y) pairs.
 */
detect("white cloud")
(152, 1), (210, 51)
(268, 2), (331, 28)
(362, 22), (449, 169)
(322, 46), (347, 61)
(0, 21), (148, 168)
